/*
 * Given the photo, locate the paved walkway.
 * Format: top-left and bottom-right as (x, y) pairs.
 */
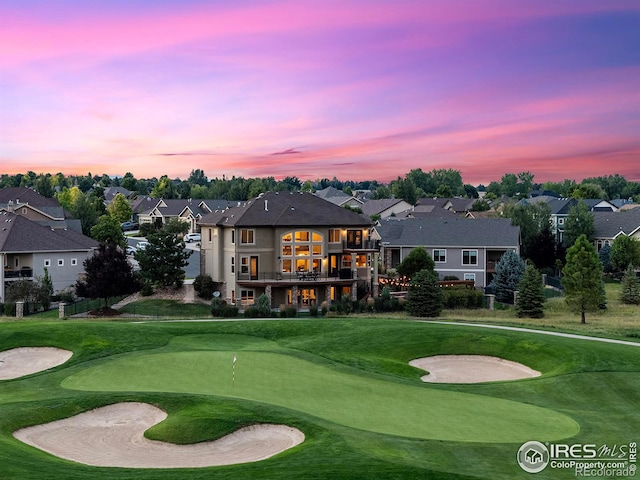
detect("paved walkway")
(419, 321), (640, 347)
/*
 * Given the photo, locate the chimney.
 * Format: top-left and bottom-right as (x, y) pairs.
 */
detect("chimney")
(7, 200), (14, 212)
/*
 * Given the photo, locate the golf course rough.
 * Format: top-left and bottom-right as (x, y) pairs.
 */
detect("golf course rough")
(62, 348), (580, 443)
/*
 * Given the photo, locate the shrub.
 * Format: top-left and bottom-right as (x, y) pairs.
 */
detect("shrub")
(243, 306), (259, 318)
(140, 281), (154, 297)
(443, 275), (459, 281)
(193, 274), (217, 299)
(309, 305), (319, 317)
(210, 298), (226, 317)
(3, 303), (16, 316)
(442, 287), (484, 309)
(283, 306), (297, 318)
(222, 305), (238, 317)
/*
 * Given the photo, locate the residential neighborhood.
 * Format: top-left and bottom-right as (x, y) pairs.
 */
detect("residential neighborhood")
(2, 171), (640, 315)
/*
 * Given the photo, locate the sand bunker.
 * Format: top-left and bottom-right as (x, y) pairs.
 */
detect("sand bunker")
(410, 355), (541, 383)
(0, 347), (72, 380)
(14, 402), (305, 468)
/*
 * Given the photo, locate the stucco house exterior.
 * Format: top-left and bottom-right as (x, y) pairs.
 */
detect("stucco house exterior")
(372, 217), (520, 289)
(137, 199), (233, 232)
(0, 212), (98, 303)
(198, 191), (378, 310)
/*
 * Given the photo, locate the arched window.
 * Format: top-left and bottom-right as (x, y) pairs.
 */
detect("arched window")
(281, 230), (323, 273)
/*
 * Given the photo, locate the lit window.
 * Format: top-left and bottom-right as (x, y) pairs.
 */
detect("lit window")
(295, 231), (310, 242)
(329, 229), (341, 243)
(240, 229), (254, 244)
(240, 289), (255, 306)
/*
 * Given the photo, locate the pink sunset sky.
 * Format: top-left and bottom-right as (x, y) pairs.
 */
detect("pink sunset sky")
(1, 0), (639, 185)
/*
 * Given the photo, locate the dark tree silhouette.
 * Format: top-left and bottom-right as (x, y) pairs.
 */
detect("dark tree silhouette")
(75, 243), (139, 309)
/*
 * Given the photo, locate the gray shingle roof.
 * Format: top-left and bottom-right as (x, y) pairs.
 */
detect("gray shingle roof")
(374, 217), (520, 247)
(361, 198), (405, 216)
(0, 187), (61, 208)
(0, 212), (98, 253)
(199, 191), (372, 228)
(593, 209), (640, 238)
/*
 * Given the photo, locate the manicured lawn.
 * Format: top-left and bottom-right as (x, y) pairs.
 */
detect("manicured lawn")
(1, 318), (639, 479)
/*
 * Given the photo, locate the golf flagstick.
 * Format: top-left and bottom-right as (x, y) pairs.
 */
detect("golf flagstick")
(232, 354), (236, 387)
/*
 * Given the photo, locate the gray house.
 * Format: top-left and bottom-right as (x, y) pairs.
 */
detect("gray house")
(593, 208), (640, 251)
(372, 217), (520, 288)
(0, 212), (98, 302)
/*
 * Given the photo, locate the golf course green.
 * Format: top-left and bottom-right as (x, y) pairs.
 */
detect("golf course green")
(1, 318), (638, 480)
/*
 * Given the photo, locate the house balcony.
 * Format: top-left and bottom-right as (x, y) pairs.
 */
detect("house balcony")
(3, 267), (34, 280)
(237, 269), (356, 287)
(342, 239), (380, 252)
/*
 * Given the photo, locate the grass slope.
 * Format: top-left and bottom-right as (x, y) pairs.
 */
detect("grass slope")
(1, 318), (639, 480)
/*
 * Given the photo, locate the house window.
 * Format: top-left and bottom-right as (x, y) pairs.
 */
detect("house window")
(559, 218), (565, 225)
(71, 258), (77, 266)
(329, 229), (341, 243)
(462, 250), (478, 266)
(281, 230), (323, 273)
(231, 256), (235, 273)
(22, 207), (27, 214)
(464, 273), (476, 282)
(433, 249), (446, 263)
(240, 289), (255, 306)
(58, 259), (64, 267)
(231, 230), (235, 244)
(44, 259), (51, 267)
(240, 256), (249, 274)
(15, 258), (19, 267)
(355, 254), (367, 267)
(240, 229), (255, 244)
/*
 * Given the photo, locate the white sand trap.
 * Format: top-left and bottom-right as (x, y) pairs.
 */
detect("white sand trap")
(0, 347), (73, 380)
(14, 402), (305, 468)
(410, 355), (541, 383)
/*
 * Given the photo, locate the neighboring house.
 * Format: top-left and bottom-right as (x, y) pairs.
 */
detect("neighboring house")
(198, 191), (378, 310)
(371, 217), (520, 289)
(361, 198), (413, 220)
(137, 199), (233, 232)
(314, 186), (364, 209)
(0, 212), (98, 302)
(522, 197), (616, 244)
(593, 208), (640, 251)
(415, 197), (476, 216)
(0, 186), (82, 232)
(400, 204), (458, 219)
(103, 186), (133, 205)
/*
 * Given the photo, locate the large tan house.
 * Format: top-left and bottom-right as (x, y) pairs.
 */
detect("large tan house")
(198, 192), (379, 310)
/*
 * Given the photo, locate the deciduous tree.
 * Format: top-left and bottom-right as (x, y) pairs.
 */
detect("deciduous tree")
(396, 247), (435, 280)
(75, 244), (139, 309)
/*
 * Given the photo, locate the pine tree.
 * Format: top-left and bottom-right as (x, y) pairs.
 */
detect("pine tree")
(491, 250), (526, 304)
(620, 263), (640, 305)
(561, 234), (605, 324)
(516, 264), (545, 318)
(406, 268), (443, 317)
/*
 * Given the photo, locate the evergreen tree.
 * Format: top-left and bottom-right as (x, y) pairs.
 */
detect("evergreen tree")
(491, 250), (526, 304)
(406, 268), (443, 317)
(75, 244), (139, 309)
(620, 263), (640, 305)
(598, 243), (613, 274)
(135, 228), (192, 287)
(516, 264), (545, 318)
(561, 234), (605, 324)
